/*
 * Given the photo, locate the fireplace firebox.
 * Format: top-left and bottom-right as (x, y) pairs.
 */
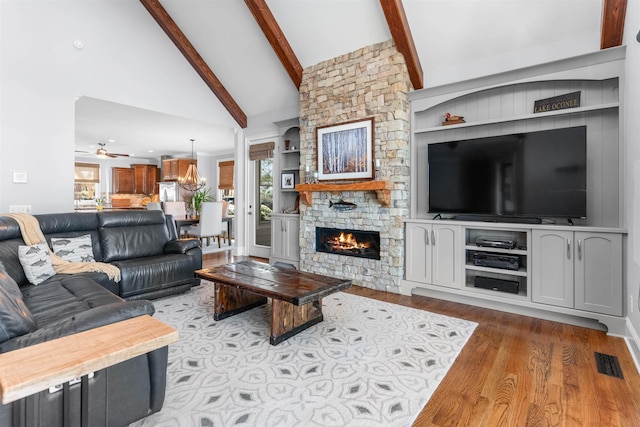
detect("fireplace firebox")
(316, 227), (381, 260)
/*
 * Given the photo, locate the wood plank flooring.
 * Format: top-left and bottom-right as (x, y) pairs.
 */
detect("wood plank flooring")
(202, 253), (640, 426)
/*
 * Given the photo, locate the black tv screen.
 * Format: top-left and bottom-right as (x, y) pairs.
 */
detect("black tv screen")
(428, 126), (587, 219)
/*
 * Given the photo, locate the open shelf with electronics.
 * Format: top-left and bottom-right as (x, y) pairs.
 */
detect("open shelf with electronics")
(463, 227), (530, 301)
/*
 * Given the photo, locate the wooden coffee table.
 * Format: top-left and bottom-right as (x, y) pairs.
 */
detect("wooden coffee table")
(196, 260), (352, 345)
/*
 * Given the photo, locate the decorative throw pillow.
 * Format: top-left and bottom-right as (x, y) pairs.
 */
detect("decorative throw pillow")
(18, 242), (55, 285)
(50, 234), (95, 263)
(0, 261), (37, 343)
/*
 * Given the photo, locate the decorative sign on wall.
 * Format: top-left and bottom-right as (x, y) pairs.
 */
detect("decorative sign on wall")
(533, 91), (581, 113)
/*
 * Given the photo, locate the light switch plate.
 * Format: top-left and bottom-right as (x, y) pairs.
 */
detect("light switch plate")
(12, 172), (27, 183)
(9, 205), (31, 213)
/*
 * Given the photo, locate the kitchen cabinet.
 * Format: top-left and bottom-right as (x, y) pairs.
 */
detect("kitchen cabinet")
(532, 230), (622, 316)
(162, 158), (194, 181)
(112, 167), (134, 194)
(132, 164), (159, 194)
(405, 222), (461, 289)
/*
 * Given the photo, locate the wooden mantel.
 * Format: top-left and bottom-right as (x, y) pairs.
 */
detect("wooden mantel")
(296, 181), (391, 207)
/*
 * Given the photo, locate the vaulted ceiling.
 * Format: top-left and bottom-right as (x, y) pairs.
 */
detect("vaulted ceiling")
(75, 0), (627, 158)
(144, 0), (627, 128)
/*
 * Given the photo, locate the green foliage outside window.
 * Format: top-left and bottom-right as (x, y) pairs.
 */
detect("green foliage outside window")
(259, 159), (273, 222)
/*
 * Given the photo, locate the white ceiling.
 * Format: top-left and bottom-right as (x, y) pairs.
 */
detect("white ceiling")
(74, 0), (604, 160)
(74, 96), (236, 159)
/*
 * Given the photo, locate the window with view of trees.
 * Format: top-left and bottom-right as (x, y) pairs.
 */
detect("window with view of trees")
(258, 159), (273, 222)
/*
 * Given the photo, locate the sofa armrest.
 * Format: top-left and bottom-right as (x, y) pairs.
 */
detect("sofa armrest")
(0, 300), (154, 353)
(164, 238), (200, 254)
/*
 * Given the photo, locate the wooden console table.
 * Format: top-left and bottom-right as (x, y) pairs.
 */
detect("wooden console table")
(0, 315), (178, 424)
(296, 181), (391, 207)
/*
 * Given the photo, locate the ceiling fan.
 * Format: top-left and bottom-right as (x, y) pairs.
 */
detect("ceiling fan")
(95, 142), (129, 158)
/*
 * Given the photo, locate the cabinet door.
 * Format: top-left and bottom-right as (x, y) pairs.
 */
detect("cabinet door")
(163, 159), (181, 181)
(178, 159), (194, 177)
(271, 216), (285, 259)
(148, 165), (158, 194)
(532, 230), (574, 308)
(405, 223), (432, 283)
(283, 217), (300, 261)
(112, 168), (134, 194)
(162, 159), (173, 180)
(574, 232), (622, 316)
(133, 165), (148, 194)
(431, 224), (461, 289)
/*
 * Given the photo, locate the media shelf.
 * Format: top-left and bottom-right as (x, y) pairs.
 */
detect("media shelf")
(463, 228), (530, 301)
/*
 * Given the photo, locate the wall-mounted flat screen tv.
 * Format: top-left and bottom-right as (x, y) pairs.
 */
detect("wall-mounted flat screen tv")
(428, 126), (587, 220)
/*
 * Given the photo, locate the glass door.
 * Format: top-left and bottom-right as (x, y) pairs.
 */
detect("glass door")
(246, 139), (274, 259)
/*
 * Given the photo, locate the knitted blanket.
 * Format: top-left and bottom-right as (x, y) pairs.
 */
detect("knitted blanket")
(6, 213), (121, 282)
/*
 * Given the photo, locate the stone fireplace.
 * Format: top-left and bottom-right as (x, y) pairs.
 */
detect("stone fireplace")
(297, 40), (411, 293)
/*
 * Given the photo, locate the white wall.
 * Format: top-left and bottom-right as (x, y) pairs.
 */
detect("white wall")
(0, 1), (237, 214)
(624, 1), (640, 352)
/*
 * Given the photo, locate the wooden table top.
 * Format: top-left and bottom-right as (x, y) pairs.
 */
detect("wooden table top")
(0, 315), (178, 404)
(196, 260), (352, 305)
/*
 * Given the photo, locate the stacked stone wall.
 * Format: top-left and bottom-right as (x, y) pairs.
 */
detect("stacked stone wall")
(298, 39), (411, 292)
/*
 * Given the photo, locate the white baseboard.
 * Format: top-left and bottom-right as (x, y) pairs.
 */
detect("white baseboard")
(625, 319), (640, 375)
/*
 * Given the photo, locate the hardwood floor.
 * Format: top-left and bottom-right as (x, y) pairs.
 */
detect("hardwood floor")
(202, 253), (640, 426)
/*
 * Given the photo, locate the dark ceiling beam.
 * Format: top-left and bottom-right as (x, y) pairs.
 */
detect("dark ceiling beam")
(244, 0), (303, 88)
(379, 0), (423, 90)
(601, 0), (628, 49)
(139, 0), (247, 128)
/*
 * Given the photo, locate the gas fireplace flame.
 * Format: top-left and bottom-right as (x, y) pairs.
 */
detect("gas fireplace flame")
(330, 232), (369, 251)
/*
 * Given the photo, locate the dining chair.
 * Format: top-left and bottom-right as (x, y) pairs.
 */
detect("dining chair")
(186, 202), (224, 247)
(163, 201), (187, 219)
(146, 202), (162, 211)
(163, 201), (188, 236)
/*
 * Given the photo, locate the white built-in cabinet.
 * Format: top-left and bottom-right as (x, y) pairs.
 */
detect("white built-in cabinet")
(271, 215), (300, 267)
(532, 230), (622, 316)
(270, 118), (301, 268)
(402, 220), (625, 333)
(403, 48), (627, 334)
(405, 223), (461, 289)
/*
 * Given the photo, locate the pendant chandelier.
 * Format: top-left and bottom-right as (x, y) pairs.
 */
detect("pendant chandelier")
(178, 139), (206, 191)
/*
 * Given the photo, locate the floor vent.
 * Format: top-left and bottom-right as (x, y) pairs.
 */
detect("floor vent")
(595, 352), (624, 379)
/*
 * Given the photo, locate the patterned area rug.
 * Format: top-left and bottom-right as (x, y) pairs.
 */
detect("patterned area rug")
(130, 284), (477, 427)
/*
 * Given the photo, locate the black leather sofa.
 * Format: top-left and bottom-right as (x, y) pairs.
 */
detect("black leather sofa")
(0, 210), (202, 426)
(0, 210), (202, 301)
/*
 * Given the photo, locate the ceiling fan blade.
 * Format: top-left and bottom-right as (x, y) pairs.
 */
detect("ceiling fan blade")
(111, 153), (130, 157)
(107, 153), (118, 158)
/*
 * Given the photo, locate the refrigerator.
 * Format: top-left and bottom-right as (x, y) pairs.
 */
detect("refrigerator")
(158, 182), (180, 203)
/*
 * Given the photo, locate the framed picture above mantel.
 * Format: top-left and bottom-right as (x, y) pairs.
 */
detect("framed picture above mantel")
(316, 117), (374, 182)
